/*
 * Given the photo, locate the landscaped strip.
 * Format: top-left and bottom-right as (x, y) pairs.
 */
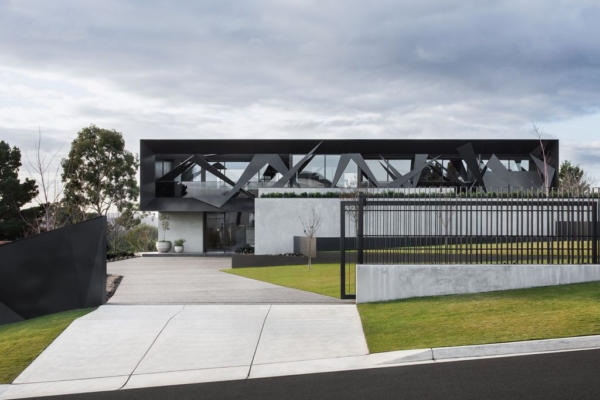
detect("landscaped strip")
(358, 282), (600, 353)
(224, 263), (351, 298)
(0, 308), (95, 384)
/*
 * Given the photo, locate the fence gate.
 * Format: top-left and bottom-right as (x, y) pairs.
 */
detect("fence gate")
(340, 198), (363, 299)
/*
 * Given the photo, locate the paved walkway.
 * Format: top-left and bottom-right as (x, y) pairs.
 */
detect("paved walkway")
(107, 257), (346, 304)
(3, 304), (369, 398)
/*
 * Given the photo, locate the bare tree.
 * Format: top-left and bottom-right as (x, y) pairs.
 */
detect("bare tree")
(21, 129), (65, 234)
(435, 198), (455, 246)
(340, 177), (373, 237)
(531, 123), (552, 196)
(300, 206), (322, 270)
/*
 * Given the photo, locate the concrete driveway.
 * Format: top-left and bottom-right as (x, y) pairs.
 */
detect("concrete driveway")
(4, 304), (369, 398)
(107, 257), (347, 304)
(0, 258), (364, 399)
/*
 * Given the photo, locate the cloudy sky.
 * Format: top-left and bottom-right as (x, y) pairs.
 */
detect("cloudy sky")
(1, 0), (599, 181)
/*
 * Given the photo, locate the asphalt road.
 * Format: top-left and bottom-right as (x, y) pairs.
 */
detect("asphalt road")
(40, 349), (600, 400)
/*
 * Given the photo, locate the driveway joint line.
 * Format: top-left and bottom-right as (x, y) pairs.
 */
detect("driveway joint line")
(10, 375), (130, 386)
(247, 305), (272, 379)
(118, 305), (187, 390)
(130, 364), (251, 377)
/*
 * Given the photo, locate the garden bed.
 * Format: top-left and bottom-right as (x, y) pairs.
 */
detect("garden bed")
(106, 274), (123, 301)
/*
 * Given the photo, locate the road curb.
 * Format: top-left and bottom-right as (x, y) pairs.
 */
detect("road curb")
(431, 335), (600, 361)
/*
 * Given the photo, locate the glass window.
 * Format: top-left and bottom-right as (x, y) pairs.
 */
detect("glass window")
(365, 159), (389, 183)
(388, 160), (412, 177)
(341, 160), (358, 187)
(224, 162), (249, 182)
(325, 155), (340, 186)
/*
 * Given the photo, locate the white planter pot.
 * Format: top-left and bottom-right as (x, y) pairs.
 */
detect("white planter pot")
(174, 246), (184, 253)
(156, 241), (172, 253)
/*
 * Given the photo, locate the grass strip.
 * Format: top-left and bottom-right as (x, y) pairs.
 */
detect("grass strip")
(0, 308), (95, 383)
(224, 263), (351, 298)
(358, 282), (600, 353)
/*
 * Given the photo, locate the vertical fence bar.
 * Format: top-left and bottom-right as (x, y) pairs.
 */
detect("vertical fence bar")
(593, 200), (598, 265)
(340, 201), (346, 299)
(357, 192), (364, 265)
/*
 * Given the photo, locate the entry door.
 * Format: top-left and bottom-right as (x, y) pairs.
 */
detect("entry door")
(206, 212), (225, 252)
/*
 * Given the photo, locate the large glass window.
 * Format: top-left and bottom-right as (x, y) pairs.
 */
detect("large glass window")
(365, 159), (389, 183)
(325, 155), (340, 186)
(154, 160), (173, 179)
(206, 212), (255, 253)
(388, 160), (412, 177)
(302, 155), (326, 187)
(341, 160), (358, 187)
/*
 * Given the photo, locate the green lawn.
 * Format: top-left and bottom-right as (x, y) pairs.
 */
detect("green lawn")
(224, 265), (600, 354)
(0, 308), (95, 384)
(358, 282), (600, 353)
(224, 263), (353, 298)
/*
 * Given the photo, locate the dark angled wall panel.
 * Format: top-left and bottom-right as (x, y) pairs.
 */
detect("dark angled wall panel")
(0, 217), (106, 326)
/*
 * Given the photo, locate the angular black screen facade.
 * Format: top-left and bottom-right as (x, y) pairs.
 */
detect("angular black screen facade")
(140, 139), (559, 212)
(0, 217), (107, 325)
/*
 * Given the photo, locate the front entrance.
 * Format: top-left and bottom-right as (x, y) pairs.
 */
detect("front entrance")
(205, 212), (254, 253)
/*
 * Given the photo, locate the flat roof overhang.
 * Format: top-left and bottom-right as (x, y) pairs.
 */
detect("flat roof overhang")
(141, 139), (558, 160)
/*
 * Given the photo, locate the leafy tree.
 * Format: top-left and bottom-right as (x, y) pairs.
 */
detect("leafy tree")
(0, 141), (38, 240)
(559, 160), (597, 192)
(107, 205), (146, 251)
(61, 125), (139, 218)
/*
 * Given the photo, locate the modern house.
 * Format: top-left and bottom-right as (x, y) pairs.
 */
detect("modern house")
(140, 139), (559, 254)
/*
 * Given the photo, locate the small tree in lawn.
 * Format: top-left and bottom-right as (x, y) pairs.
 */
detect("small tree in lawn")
(300, 206), (322, 270)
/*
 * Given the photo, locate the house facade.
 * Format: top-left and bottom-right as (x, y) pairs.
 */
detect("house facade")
(140, 139), (559, 253)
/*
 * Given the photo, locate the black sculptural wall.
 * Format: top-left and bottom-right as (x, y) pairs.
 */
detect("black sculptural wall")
(0, 217), (106, 326)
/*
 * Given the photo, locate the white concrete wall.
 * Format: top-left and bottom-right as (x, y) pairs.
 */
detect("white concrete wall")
(255, 198), (340, 255)
(159, 212), (204, 253)
(356, 264), (600, 303)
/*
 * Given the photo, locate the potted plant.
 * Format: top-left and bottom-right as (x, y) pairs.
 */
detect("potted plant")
(174, 238), (186, 253)
(156, 214), (172, 253)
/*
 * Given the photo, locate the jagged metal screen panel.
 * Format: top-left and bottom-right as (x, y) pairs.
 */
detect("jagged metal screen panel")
(0, 217), (107, 326)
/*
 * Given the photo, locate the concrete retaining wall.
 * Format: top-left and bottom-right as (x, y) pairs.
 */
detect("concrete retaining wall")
(356, 264), (600, 303)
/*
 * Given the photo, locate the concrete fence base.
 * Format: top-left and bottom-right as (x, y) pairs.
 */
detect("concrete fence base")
(356, 264), (600, 303)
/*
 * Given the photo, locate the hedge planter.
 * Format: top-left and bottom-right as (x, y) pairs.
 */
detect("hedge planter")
(156, 241), (172, 253)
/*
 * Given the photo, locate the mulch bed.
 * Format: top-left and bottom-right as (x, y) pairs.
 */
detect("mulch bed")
(106, 274), (123, 301)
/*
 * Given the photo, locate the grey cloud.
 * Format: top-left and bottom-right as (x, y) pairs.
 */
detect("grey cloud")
(0, 0), (600, 165)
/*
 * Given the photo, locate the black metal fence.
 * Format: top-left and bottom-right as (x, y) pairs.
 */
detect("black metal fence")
(340, 188), (600, 299)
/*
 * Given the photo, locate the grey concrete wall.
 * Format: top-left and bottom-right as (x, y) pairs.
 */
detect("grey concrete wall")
(356, 264), (600, 303)
(159, 212), (204, 253)
(255, 199), (340, 255)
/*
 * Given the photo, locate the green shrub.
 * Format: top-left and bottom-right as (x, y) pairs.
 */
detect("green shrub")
(174, 238), (186, 246)
(126, 223), (158, 252)
(235, 244), (255, 254)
